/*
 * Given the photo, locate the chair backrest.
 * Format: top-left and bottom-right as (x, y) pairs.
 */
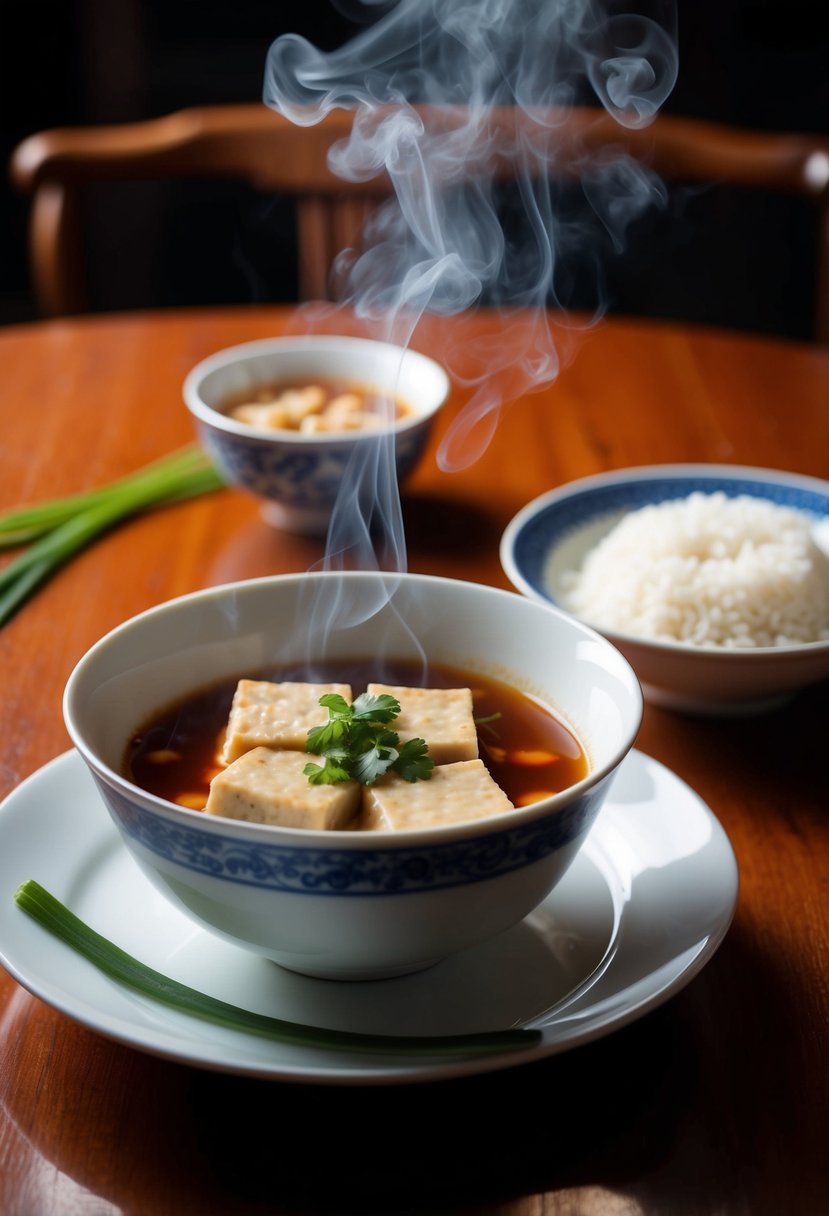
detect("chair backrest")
(11, 103), (829, 339)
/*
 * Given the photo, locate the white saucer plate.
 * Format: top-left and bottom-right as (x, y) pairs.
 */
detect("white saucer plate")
(0, 749), (738, 1086)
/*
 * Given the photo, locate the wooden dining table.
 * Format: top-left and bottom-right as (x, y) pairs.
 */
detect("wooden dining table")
(0, 303), (827, 1215)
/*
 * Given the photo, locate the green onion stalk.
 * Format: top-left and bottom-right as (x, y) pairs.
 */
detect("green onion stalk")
(14, 880), (539, 1058)
(0, 445), (224, 627)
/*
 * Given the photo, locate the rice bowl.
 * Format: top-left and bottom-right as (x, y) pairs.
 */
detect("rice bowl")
(559, 491), (829, 649)
(500, 465), (829, 715)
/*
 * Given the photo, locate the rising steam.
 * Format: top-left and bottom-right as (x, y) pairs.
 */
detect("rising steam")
(262, 0), (677, 598)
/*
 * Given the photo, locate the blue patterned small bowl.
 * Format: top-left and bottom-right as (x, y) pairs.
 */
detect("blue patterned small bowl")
(501, 464), (829, 715)
(63, 572), (641, 980)
(184, 336), (449, 534)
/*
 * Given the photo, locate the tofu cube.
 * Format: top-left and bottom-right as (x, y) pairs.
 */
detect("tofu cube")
(299, 411), (381, 434)
(222, 680), (352, 763)
(366, 684), (478, 765)
(228, 401), (293, 430)
(280, 385), (326, 424)
(205, 747), (360, 829)
(363, 759), (513, 831)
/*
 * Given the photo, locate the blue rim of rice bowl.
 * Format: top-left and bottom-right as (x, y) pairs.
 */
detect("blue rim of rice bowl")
(500, 464), (829, 656)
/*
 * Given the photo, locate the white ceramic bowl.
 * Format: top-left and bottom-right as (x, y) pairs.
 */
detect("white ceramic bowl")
(183, 335), (449, 534)
(501, 464), (829, 715)
(63, 572), (642, 981)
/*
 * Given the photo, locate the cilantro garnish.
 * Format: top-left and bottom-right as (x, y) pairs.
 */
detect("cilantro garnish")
(304, 693), (435, 787)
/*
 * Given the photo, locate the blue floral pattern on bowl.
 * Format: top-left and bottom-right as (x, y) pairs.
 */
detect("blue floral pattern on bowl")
(508, 470), (829, 605)
(97, 776), (608, 896)
(199, 424), (428, 512)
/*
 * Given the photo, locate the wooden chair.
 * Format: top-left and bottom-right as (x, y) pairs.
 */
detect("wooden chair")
(10, 103), (829, 339)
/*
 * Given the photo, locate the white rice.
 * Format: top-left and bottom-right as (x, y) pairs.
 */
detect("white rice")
(556, 491), (829, 648)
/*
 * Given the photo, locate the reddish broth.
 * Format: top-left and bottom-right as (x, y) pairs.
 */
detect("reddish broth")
(126, 659), (588, 821)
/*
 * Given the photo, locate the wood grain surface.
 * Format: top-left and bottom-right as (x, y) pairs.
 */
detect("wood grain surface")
(1, 306), (827, 1215)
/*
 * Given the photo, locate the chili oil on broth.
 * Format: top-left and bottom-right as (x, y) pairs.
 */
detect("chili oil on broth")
(125, 659), (588, 827)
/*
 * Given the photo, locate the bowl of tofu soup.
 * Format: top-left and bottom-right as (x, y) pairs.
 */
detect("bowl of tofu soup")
(63, 572), (643, 980)
(183, 335), (449, 535)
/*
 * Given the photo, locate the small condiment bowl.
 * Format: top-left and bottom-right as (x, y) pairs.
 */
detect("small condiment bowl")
(63, 572), (642, 981)
(183, 335), (449, 535)
(500, 464), (829, 716)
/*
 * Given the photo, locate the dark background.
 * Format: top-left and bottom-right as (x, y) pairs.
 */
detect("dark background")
(1, 0), (827, 336)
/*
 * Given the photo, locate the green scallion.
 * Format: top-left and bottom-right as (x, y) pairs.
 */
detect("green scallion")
(0, 445), (224, 627)
(14, 880), (540, 1058)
